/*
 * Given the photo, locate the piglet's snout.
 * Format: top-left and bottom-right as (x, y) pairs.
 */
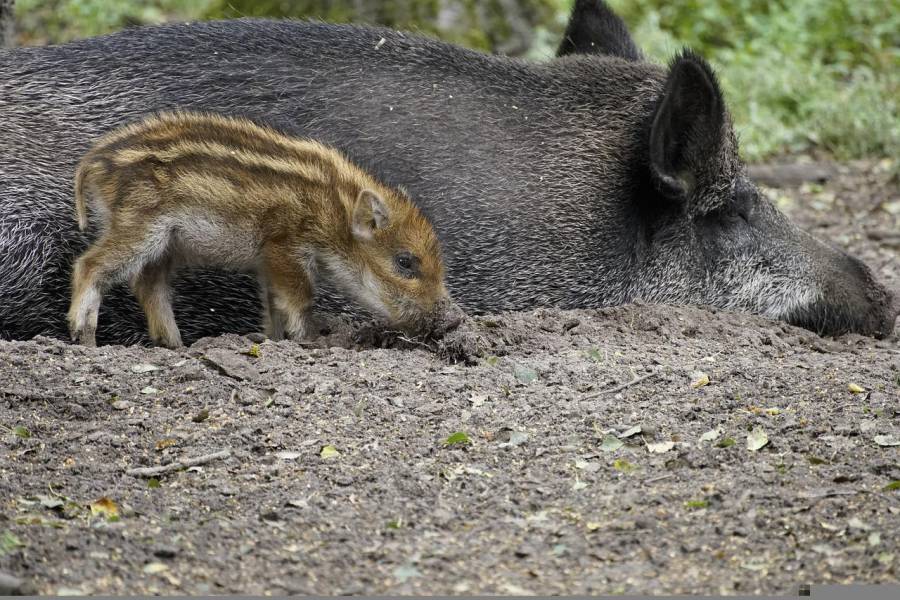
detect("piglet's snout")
(427, 299), (466, 337)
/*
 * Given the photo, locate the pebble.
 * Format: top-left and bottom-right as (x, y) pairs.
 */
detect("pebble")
(0, 572), (31, 595)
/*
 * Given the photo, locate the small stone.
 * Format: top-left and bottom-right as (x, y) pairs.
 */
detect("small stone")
(0, 572), (32, 596)
(153, 545), (178, 559)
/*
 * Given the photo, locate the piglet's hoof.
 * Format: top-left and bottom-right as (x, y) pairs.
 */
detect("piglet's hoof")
(70, 327), (97, 347)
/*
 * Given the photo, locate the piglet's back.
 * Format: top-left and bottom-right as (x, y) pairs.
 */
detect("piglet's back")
(75, 112), (380, 221)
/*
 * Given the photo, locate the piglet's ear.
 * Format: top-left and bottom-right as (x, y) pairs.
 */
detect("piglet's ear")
(352, 189), (390, 240)
(649, 50), (725, 200)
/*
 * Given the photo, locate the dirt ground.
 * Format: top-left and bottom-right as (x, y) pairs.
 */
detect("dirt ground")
(1, 160), (898, 595)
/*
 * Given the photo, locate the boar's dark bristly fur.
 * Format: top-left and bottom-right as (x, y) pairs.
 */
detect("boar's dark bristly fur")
(557, 0), (643, 60)
(0, 7), (896, 344)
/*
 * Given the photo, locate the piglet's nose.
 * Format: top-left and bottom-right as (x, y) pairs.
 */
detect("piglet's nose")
(433, 299), (466, 334)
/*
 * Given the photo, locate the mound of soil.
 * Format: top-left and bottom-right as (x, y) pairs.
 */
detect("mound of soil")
(0, 160), (897, 595)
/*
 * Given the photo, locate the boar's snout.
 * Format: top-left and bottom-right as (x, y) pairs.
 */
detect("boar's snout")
(888, 290), (900, 335)
(794, 236), (899, 339)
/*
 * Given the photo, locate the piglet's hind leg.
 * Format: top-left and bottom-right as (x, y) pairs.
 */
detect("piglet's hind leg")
(68, 253), (103, 347)
(132, 257), (182, 348)
(68, 237), (126, 346)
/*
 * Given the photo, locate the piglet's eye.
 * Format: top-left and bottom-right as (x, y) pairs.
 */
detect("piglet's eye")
(394, 251), (419, 279)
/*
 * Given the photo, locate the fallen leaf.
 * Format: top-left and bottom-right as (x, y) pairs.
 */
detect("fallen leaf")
(140, 386), (158, 395)
(647, 440), (675, 454)
(393, 565), (421, 583)
(874, 435), (900, 447)
(717, 437), (736, 448)
(619, 425), (642, 438)
(690, 371), (710, 388)
(443, 432), (471, 447)
(36, 495), (64, 510)
(246, 344), (261, 358)
(319, 445), (340, 459)
(147, 479), (160, 489)
(613, 459), (636, 473)
(0, 530), (24, 555)
(191, 409), (209, 423)
(572, 479), (588, 491)
(600, 434), (624, 452)
(685, 499), (709, 509)
(575, 460), (601, 473)
(131, 363), (161, 373)
(89, 497), (119, 520)
(883, 480), (900, 491)
(513, 364), (538, 384)
(468, 393), (487, 408)
(12, 426), (30, 439)
(847, 383), (866, 394)
(859, 420), (877, 433)
(155, 438), (177, 451)
(585, 521), (602, 531)
(747, 427), (769, 451)
(699, 428), (721, 442)
(584, 349), (603, 362)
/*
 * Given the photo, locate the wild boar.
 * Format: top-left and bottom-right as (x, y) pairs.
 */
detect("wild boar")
(0, 2), (896, 343)
(68, 112), (458, 347)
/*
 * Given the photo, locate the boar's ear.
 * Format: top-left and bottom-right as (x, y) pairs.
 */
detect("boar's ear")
(649, 50), (725, 200)
(352, 189), (391, 240)
(557, 0), (642, 60)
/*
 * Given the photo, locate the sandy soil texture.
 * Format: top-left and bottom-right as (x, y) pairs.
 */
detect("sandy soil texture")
(0, 160), (898, 595)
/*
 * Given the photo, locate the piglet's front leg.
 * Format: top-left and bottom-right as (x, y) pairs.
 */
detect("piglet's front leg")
(261, 247), (315, 342)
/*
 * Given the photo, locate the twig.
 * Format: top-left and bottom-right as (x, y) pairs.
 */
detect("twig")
(126, 449), (231, 477)
(581, 372), (659, 399)
(799, 489), (860, 500)
(644, 473), (674, 484)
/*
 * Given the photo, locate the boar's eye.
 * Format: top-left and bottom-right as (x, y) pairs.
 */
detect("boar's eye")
(394, 251), (420, 279)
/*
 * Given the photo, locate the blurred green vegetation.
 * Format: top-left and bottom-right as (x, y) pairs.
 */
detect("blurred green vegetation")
(12, 0), (898, 162)
(607, 0), (899, 161)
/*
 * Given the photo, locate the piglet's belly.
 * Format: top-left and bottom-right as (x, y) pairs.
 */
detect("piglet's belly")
(168, 214), (263, 271)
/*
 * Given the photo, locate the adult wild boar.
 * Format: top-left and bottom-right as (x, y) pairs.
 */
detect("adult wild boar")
(0, 1), (896, 344)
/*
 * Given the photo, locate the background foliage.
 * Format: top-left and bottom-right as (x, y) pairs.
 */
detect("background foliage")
(12, 0), (899, 162)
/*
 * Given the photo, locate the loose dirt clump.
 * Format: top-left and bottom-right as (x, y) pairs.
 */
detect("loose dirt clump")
(0, 160), (897, 595)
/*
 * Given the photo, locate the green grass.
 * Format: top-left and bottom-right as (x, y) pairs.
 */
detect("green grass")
(606, 0), (899, 161)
